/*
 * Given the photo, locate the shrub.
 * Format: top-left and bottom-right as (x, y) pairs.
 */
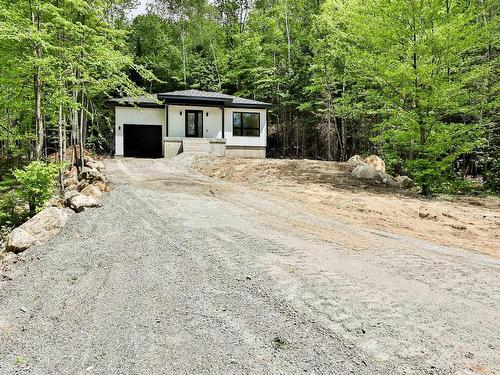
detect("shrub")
(13, 161), (60, 214)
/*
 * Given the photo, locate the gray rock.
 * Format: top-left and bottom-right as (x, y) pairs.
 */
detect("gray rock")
(396, 175), (414, 189)
(379, 173), (399, 187)
(5, 207), (69, 253)
(352, 164), (380, 180)
(346, 155), (364, 168)
(69, 193), (100, 212)
(364, 155), (386, 173)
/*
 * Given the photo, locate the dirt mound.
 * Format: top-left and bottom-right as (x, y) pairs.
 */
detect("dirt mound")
(192, 156), (406, 194)
(192, 156), (500, 257)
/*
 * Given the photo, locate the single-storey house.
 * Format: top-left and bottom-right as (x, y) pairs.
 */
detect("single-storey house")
(110, 89), (271, 158)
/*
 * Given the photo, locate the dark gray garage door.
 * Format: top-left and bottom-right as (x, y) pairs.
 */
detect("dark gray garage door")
(124, 124), (162, 158)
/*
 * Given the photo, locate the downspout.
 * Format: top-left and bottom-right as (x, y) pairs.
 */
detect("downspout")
(165, 104), (169, 137)
(221, 106), (225, 139)
(265, 108), (268, 155)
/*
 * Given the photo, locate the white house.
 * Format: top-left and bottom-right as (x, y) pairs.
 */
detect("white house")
(110, 89), (270, 158)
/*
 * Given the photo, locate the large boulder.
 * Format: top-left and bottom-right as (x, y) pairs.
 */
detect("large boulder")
(80, 167), (105, 183)
(364, 155), (386, 173)
(5, 228), (39, 253)
(346, 155), (364, 168)
(76, 179), (89, 192)
(352, 164), (380, 180)
(93, 181), (108, 192)
(81, 184), (103, 199)
(396, 175), (414, 189)
(352, 164), (401, 187)
(46, 197), (65, 208)
(378, 173), (399, 187)
(64, 190), (80, 206)
(69, 193), (100, 212)
(5, 207), (70, 253)
(86, 160), (105, 172)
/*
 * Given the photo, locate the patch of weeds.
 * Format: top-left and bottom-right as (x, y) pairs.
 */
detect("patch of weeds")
(15, 355), (25, 365)
(272, 336), (286, 350)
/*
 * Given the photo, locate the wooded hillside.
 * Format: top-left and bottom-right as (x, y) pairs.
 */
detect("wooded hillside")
(0, 0), (498, 194)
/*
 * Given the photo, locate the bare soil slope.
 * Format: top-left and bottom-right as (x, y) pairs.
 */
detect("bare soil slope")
(192, 156), (500, 257)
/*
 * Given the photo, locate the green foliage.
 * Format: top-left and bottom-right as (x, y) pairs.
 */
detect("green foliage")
(0, 0), (497, 196)
(310, 0), (498, 193)
(12, 161), (60, 214)
(0, 188), (26, 229)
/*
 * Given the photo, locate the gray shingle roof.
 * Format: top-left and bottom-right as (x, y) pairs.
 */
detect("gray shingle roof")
(158, 89), (270, 106)
(110, 89), (270, 107)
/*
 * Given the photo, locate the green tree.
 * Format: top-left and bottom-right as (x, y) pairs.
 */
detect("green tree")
(13, 161), (60, 213)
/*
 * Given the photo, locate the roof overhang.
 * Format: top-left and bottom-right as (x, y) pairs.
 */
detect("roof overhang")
(157, 94), (232, 107)
(225, 103), (272, 109)
(158, 93), (271, 109)
(109, 92), (272, 109)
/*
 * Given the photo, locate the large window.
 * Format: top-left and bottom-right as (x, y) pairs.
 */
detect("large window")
(232, 112), (260, 136)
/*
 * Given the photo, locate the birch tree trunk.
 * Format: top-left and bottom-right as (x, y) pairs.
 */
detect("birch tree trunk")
(58, 104), (64, 196)
(33, 4), (44, 160)
(181, 30), (187, 87)
(79, 84), (85, 171)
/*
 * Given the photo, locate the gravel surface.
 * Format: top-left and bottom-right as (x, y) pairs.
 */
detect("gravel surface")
(0, 156), (499, 374)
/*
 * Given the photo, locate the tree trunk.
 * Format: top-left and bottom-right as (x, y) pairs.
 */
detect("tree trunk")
(33, 5), (43, 160)
(71, 86), (79, 175)
(296, 111), (299, 158)
(181, 30), (187, 87)
(58, 104), (64, 196)
(79, 85), (85, 172)
(284, 0), (292, 69)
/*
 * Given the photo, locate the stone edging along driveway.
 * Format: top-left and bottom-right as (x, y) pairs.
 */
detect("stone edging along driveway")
(2, 155), (109, 254)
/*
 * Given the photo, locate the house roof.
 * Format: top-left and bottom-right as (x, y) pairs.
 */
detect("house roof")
(110, 89), (270, 108)
(158, 89), (270, 107)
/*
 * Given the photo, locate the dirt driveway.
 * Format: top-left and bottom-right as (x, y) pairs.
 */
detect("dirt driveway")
(0, 157), (499, 374)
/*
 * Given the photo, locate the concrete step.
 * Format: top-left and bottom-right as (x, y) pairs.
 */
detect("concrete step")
(182, 138), (211, 153)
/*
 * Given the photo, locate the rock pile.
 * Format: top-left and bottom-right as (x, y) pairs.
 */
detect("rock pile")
(347, 154), (414, 189)
(4, 155), (108, 253)
(60, 155), (108, 213)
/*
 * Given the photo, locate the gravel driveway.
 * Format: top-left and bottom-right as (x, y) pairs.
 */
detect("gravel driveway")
(0, 157), (499, 374)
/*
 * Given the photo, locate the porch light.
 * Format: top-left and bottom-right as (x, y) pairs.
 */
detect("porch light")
(206, 112), (209, 117)
(180, 111), (182, 116)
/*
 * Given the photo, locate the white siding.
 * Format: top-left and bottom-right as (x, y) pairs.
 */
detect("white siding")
(167, 105), (223, 138)
(115, 104), (268, 155)
(224, 107), (267, 147)
(115, 106), (165, 156)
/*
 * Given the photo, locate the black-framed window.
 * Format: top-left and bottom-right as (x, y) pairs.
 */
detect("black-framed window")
(232, 112), (260, 136)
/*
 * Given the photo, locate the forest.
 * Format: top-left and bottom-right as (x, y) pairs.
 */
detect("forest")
(0, 0), (498, 208)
